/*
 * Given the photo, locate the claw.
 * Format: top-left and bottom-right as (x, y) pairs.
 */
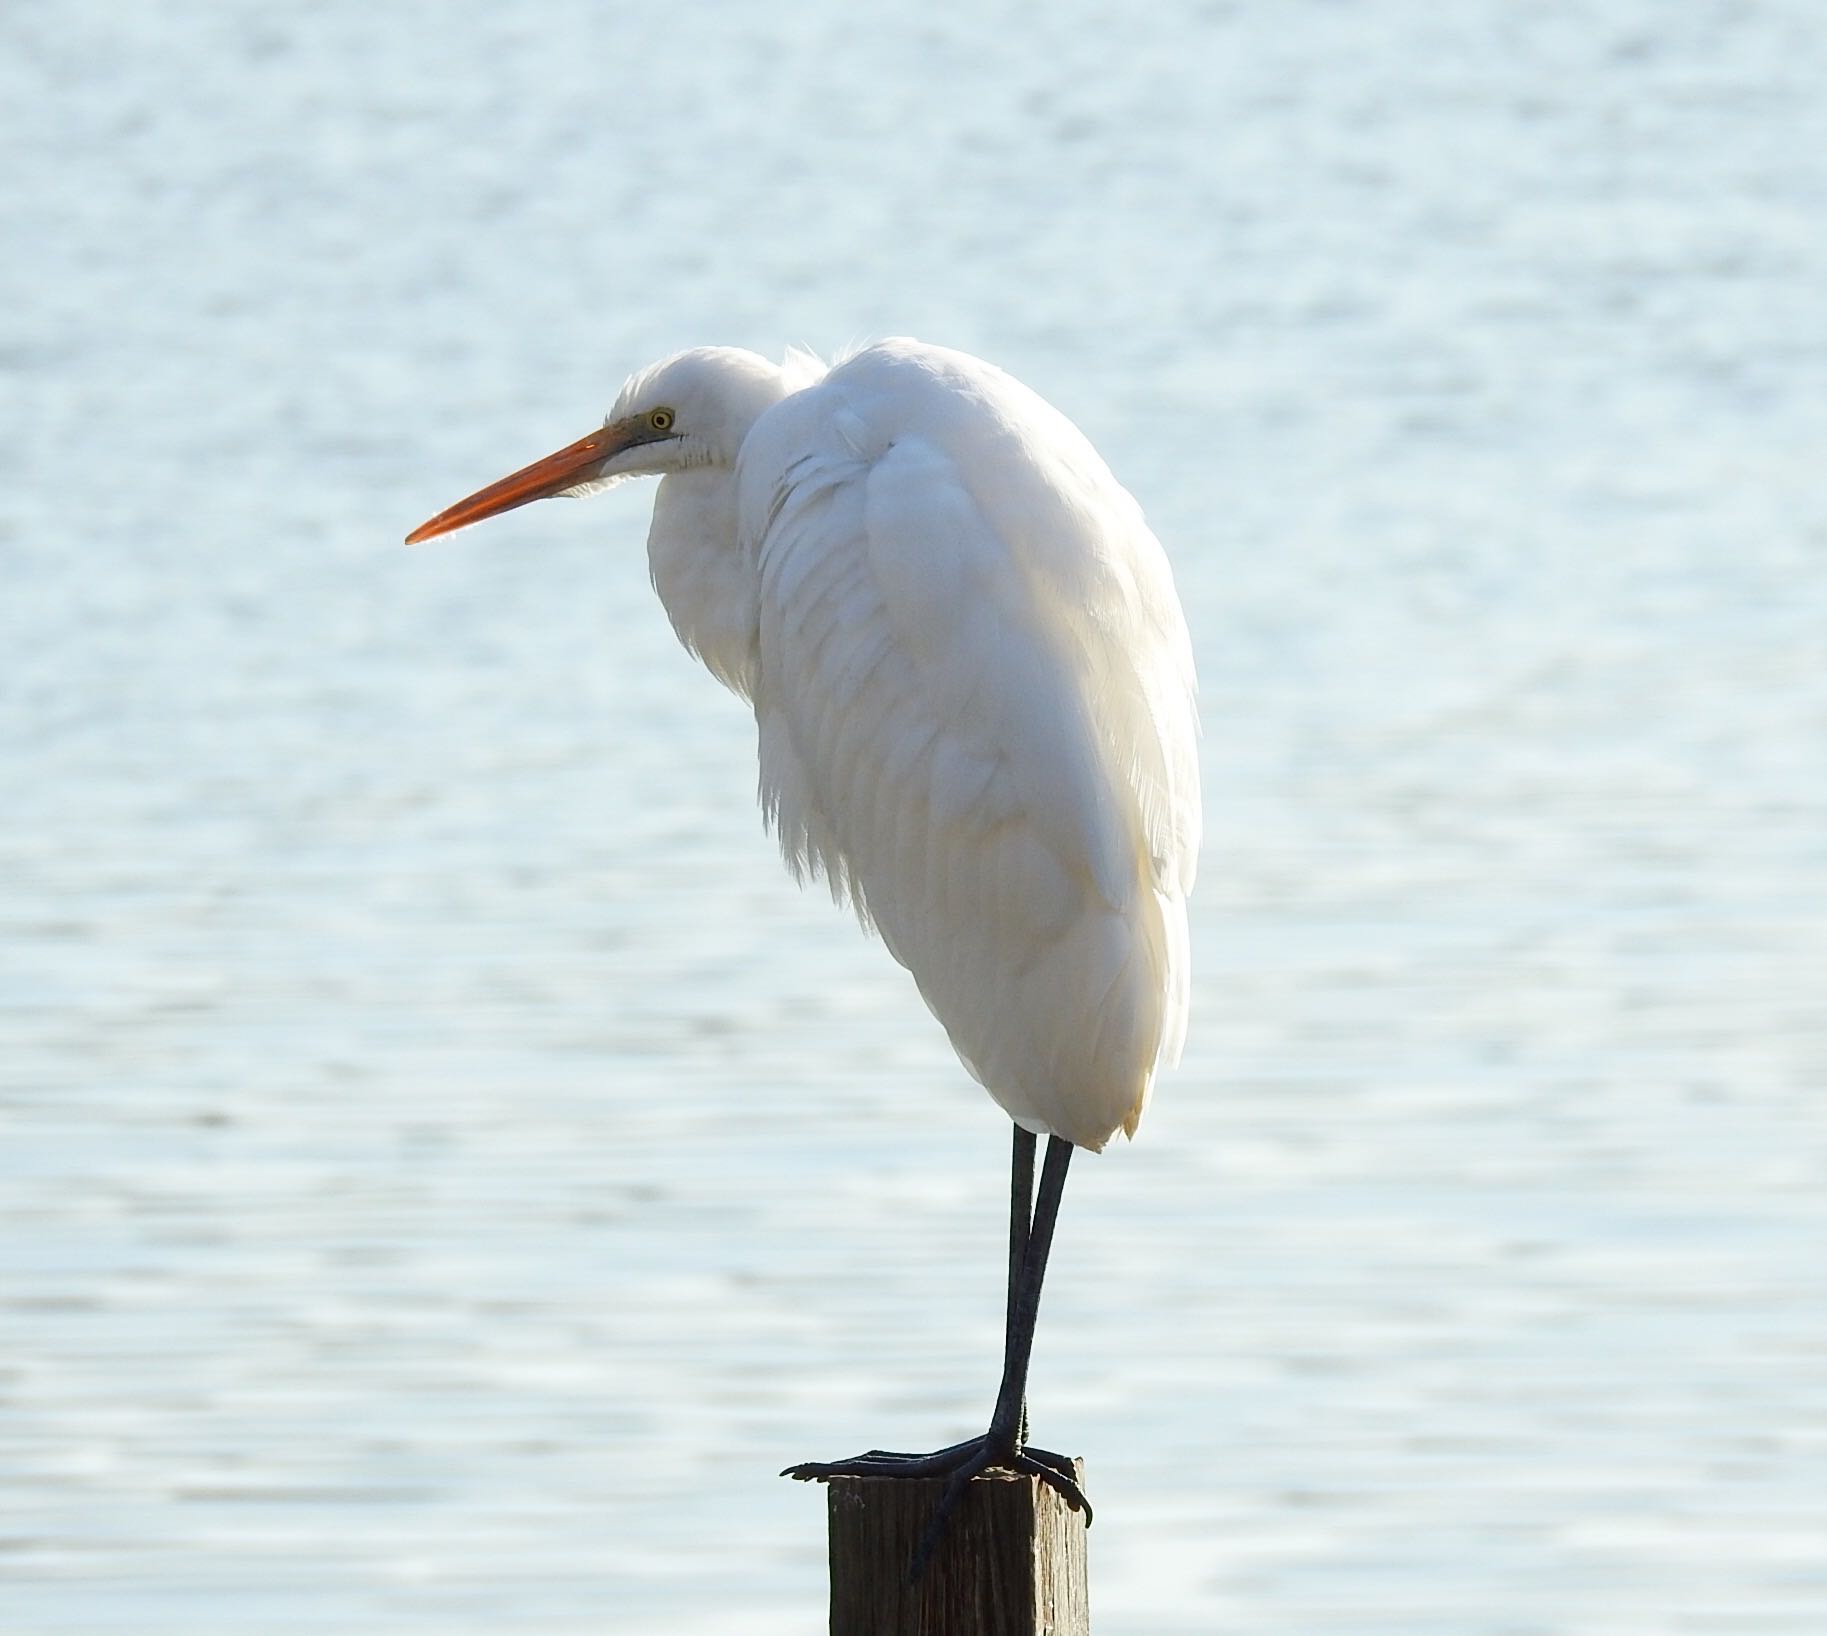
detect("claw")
(1008, 1455), (1074, 1491)
(1012, 1452), (1092, 1522)
(784, 1434), (1089, 1582)
(782, 1445), (971, 1482)
(909, 1452), (996, 1582)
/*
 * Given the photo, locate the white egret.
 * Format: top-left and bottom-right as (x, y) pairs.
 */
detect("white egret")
(406, 338), (1200, 1568)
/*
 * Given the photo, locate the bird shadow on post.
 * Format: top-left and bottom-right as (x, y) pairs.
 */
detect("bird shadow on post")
(824, 1465), (1090, 1636)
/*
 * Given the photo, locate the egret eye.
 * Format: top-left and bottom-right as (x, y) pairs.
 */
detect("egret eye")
(649, 408), (676, 433)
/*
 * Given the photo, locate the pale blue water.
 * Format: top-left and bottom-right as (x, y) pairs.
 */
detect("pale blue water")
(4, 3), (1825, 1632)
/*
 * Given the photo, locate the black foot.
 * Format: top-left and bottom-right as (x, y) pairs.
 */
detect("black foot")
(782, 1436), (1091, 1580)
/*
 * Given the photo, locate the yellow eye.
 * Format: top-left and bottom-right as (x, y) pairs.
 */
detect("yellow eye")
(649, 408), (675, 433)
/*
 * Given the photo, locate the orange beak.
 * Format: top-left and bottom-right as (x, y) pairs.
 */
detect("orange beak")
(404, 421), (643, 545)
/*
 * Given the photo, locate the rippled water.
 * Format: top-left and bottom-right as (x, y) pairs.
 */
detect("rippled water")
(5, 2), (1825, 1631)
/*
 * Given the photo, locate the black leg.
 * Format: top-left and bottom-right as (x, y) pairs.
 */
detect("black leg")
(782, 1129), (1091, 1580)
(1007, 1124), (1036, 1448)
(904, 1135), (1081, 1577)
(983, 1134), (1071, 1454)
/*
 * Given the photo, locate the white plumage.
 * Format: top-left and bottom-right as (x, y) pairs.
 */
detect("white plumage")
(737, 342), (1197, 1149)
(408, 338), (1200, 1151)
(405, 336), (1204, 1547)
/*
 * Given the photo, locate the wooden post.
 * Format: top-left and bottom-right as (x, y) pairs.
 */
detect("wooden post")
(825, 1464), (1089, 1636)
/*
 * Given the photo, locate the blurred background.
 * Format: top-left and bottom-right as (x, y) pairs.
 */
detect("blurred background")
(4, 2), (1824, 1631)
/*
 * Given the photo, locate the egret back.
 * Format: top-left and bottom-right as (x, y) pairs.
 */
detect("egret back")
(737, 341), (1199, 1150)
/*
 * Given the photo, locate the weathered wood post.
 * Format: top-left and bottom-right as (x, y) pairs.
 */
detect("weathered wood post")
(824, 1465), (1090, 1636)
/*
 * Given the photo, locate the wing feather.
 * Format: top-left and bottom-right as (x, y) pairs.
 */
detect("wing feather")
(736, 345), (1199, 1147)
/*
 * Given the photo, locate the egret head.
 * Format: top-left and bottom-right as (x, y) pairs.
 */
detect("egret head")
(404, 346), (805, 545)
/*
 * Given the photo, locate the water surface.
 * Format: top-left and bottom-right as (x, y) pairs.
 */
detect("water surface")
(4, 3), (1824, 1631)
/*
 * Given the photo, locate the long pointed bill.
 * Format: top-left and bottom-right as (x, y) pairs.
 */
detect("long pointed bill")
(404, 423), (637, 545)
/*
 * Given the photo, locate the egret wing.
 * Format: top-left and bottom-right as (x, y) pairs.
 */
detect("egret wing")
(740, 401), (1189, 1147)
